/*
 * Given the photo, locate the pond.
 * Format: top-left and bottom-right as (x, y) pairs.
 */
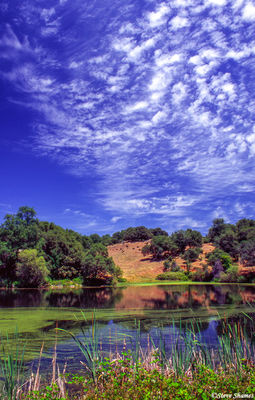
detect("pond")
(0, 284), (254, 374)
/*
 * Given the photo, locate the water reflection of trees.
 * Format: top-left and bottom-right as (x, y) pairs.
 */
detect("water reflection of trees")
(45, 287), (123, 308)
(0, 287), (124, 309)
(0, 285), (254, 311)
(144, 285), (255, 310)
(0, 289), (46, 307)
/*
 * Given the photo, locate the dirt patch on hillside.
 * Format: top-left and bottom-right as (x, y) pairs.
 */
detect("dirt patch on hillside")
(108, 241), (216, 282)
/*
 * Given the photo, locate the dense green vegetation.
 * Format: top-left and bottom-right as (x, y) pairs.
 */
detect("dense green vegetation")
(0, 206), (255, 287)
(0, 207), (121, 287)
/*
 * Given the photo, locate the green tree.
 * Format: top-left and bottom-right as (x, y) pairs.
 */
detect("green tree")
(170, 230), (187, 254)
(123, 226), (152, 242)
(217, 232), (239, 259)
(0, 206), (39, 251)
(239, 239), (255, 266)
(81, 247), (121, 285)
(185, 229), (203, 247)
(183, 247), (202, 263)
(149, 228), (168, 237)
(206, 249), (232, 270)
(16, 249), (48, 288)
(0, 241), (16, 285)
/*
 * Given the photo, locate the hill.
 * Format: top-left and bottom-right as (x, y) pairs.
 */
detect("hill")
(108, 241), (215, 282)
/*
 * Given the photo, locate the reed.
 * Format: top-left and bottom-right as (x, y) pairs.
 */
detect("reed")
(0, 331), (25, 400)
(57, 311), (102, 384)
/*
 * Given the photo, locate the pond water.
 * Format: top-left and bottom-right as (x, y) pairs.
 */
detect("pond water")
(0, 284), (254, 373)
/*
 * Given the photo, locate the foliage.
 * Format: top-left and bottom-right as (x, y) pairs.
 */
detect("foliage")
(212, 260), (224, 280)
(184, 229), (203, 247)
(156, 272), (188, 281)
(81, 253), (121, 285)
(206, 249), (232, 270)
(111, 227), (167, 244)
(81, 244), (122, 285)
(143, 229), (203, 260)
(0, 207), (122, 287)
(123, 226), (153, 242)
(0, 331), (25, 400)
(2, 207), (255, 287)
(219, 266), (239, 283)
(25, 361), (255, 400)
(183, 247), (202, 262)
(163, 259), (179, 272)
(149, 227), (168, 237)
(38, 222), (86, 279)
(190, 269), (212, 282)
(239, 239), (255, 266)
(207, 218), (229, 242)
(26, 314), (255, 399)
(217, 232), (239, 259)
(142, 236), (174, 259)
(16, 249), (48, 288)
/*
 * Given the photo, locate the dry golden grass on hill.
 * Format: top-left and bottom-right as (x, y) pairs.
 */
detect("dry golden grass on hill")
(108, 241), (216, 282)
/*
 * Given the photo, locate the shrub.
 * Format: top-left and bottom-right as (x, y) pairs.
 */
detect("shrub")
(170, 260), (180, 272)
(219, 266), (239, 283)
(156, 272), (188, 281)
(163, 258), (178, 272)
(183, 247), (202, 262)
(191, 269), (212, 282)
(16, 249), (48, 288)
(206, 249), (232, 270)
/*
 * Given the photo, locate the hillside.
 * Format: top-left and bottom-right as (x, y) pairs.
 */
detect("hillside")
(108, 241), (215, 282)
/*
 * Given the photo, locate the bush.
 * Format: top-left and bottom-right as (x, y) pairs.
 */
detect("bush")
(219, 266), (239, 283)
(16, 249), (48, 288)
(163, 258), (179, 272)
(170, 260), (180, 272)
(183, 247), (202, 262)
(191, 269), (212, 282)
(156, 272), (188, 281)
(206, 249), (232, 270)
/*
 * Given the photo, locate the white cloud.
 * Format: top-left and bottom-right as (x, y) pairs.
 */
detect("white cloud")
(147, 4), (169, 28)
(125, 101), (148, 113)
(242, 2), (255, 21)
(172, 82), (186, 104)
(156, 53), (182, 67)
(69, 61), (83, 69)
(111, 216), (122, 223)
(152, 110), (167, 124)
(170, 16), (189, 30)
(206, 0), (227, 6)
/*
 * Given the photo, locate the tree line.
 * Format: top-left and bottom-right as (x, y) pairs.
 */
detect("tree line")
(0, 207), (254, 287)
(0, 207), (122, 288)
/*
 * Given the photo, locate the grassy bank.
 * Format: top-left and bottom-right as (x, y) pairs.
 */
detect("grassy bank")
(26, 359), (255, 400)
(116, 280), (255, 287)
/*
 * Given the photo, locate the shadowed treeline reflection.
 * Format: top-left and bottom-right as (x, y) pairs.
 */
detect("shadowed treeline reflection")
(0, 285), (254, 310)
(0, 287), (124, 309)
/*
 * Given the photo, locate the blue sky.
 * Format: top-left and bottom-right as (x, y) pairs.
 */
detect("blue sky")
(1, 0), (255, 235)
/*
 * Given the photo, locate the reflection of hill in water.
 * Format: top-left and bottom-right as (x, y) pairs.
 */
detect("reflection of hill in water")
(0, 285), (254, 310)
(115, 285), (255, 310)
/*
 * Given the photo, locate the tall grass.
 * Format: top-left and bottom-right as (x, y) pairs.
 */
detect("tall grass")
(57, 311), (102, 384)
(0, 331), (25, 400)
(1, 312), (255, 398)
(59, 310), (255, 378)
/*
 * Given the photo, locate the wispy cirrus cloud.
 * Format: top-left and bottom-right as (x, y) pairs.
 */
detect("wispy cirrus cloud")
(1, 0), (255, 232)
